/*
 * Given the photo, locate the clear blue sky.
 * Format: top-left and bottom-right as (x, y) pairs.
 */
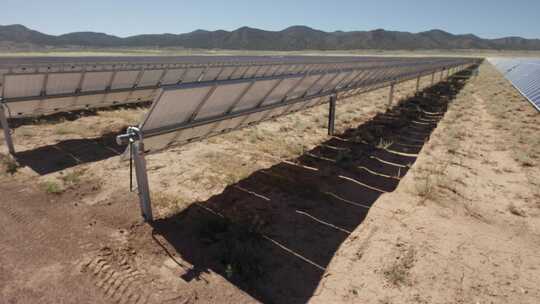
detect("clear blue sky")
(1, 0), (539, 39)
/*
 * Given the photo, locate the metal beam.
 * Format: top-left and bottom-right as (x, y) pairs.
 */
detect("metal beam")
(132, 138), (153, 222)
(387, 82), (395, 109)
(328, 94), (336, 136)
(0, 101), (15, 154)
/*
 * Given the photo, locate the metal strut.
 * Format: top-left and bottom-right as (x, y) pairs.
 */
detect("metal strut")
(0, 100), (15, 155)
(328, 94), (337, 136)
(387, 82), (395, 109)
(117, 127), (153, 222)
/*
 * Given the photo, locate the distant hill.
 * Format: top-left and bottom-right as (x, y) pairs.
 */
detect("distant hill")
(1, 24), (540, 51)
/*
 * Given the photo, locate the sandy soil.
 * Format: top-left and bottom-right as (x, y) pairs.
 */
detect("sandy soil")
(309, 63), (540, 303)
(1, 62), (538, 303)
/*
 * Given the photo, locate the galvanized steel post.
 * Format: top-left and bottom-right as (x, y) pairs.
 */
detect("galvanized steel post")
(431, 72), (435, 85)
(0, 101), (15, 155)
(328, 94), (336, 136)
(415, 75), (421, 93)
(132, 138), (153, 222)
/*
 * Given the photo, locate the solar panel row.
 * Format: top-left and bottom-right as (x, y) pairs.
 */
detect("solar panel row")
(0, 55), (479, 222)
(116, 57), (478, 221)
(489, 58), (540, 111)
(1, 57), (463, 118)
(134, 58), (475, 154)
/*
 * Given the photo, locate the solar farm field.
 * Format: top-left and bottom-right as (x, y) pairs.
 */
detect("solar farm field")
(0, 56), (539, 304)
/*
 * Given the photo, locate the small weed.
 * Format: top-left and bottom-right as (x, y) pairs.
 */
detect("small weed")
(54, 124), (72, 135)
(335, 150), (353, 165)
(514, 152), (535, 168)
(384, 246), (416, 287)
(1, 156), (18, 175)
(376, 138), (394, 150)
(153, 192), (188, 216)
(197, 215), (266, 282)
(42, 181), (64, 194)
(286, 141), (306, 156)
(17, 127), (35, 138)
(60, 169), (86, 186)
(247, 128), (269, 144)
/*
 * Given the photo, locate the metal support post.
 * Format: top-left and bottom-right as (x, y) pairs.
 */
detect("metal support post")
(0, 101), (15, 155)
(387, 82), (395, 109)
(132, 140), (153, 222)
(447, 68), (451, 79)
(415, 75), (421, 93)
(431, 72), (435, 85)
(440, 69), (444, 81)
(328, 94), (336, 136)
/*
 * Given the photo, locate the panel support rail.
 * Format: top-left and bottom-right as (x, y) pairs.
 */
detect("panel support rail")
(0, 99), (15, 155)
(117, 127), (153, 222)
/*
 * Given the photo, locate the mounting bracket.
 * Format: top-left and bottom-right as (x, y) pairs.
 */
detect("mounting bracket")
(117, 127), (153, 222)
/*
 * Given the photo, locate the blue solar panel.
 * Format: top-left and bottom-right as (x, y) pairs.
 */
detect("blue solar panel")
(489, 58), (540, 111)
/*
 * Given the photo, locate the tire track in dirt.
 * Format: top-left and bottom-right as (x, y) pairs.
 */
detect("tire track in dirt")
(0, 203), (48, 242)
(80, 247), (165, 304)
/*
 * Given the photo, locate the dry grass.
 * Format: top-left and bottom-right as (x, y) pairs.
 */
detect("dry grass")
(383, 246), (416, 287)
(59, 168), (87, 188)
(152, 192), (190, 218)
(97, 108), (145, 125)
(1, 154), (18, 175)
(41, 180), (64, 194)
(53, 122), (96, 137)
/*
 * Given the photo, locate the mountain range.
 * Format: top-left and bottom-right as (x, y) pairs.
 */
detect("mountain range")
(1, 24), (540, 51)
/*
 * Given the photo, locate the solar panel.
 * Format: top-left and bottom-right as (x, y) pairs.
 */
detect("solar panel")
(489, 58), (540, 111)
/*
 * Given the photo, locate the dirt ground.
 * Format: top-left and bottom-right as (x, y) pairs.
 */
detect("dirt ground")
(1, 62), (539, 304)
